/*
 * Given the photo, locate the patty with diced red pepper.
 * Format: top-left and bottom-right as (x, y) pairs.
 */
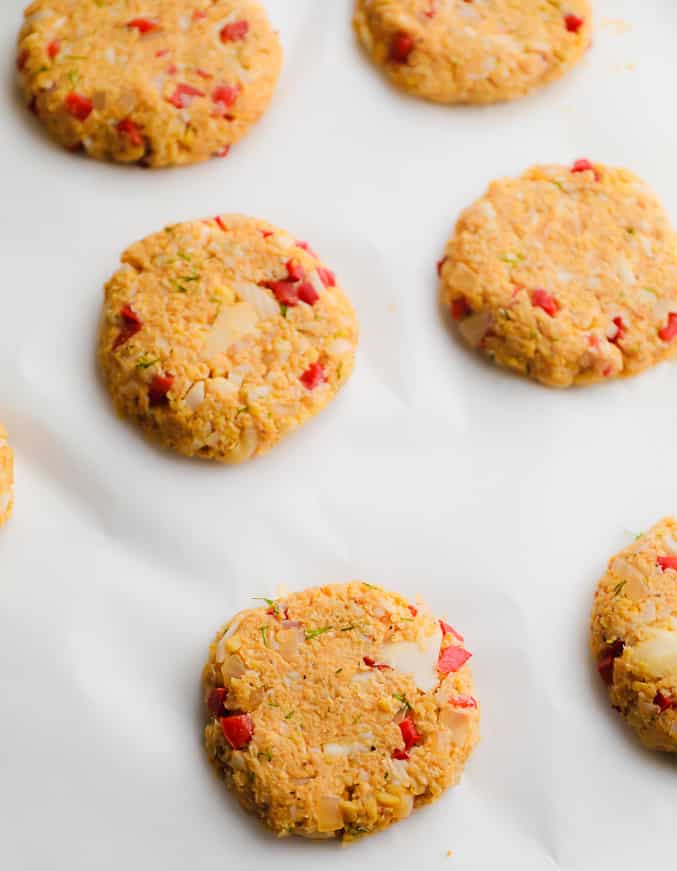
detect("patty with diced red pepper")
(98, 215), (359, 463)
(16, 0), (282, 167)
(591, 518), (677, 753)
(353, 0), (591, 105)
(439, 162), (677, 387)
(0, 423), (14, 528)
(202, 582), (479, 840)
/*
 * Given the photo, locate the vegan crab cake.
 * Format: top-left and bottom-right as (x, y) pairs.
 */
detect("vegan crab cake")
(202, 582), (479, 840)
(0, 424), (14, 527)
(439, 161), (677, 387)
(16, 0), (282, 167)
(353, 0), (591, 105)
(98, 215), (359, 463)
(591, 519), (677, 753)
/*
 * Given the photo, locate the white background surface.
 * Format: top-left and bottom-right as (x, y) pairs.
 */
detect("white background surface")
(1, 1), (676, 868)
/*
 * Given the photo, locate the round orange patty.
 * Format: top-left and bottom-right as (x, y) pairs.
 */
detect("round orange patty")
(354, 0), (591, 104)
(440, 161), (677, 387)
(99, 215), (359, 463)
(203, 582), (479, 839)
(17, 0), (282, 167)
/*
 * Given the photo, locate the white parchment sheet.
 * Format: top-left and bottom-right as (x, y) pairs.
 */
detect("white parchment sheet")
(1, 2), (676, 869)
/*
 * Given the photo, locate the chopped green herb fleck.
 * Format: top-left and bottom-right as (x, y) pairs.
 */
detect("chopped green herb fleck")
(280, 304), (288, 318)
(253, 597), (279, 615)
(613, 581), (627, 597)
(284, 710), (295, 720)
(236, 406), (249, 416)
(335, 668), (343, 675)
(257, 750), (273, 762)
(393, 693), (412, 710)
(305, 626), (333, 641)
(340, 624), (355, 632)
(259, 626), (269, 648)
(136, 354), (159, 370)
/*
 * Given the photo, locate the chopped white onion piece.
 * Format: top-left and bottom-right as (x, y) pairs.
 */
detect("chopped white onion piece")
(203, 302), (259, 359)
(458, 310), (491, 348)
(233, 280), (280, 320)
(378, 623), (443, 692)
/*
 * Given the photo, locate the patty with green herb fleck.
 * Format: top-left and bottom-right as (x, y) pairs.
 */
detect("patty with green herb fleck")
(98, 215), (358, 462)
(16, 0), (282, 167)
(591, 519), (677, 752)
(353, 0), (591, 105)
(202, 582), (479, 840)
(439, 161), (677, 387)
(0, 424), (14, 527)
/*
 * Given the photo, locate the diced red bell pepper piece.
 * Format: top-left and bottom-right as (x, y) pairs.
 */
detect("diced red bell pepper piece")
(214, 145), (231, 158)
(285, 259), (305, 282)
(438, 644), (472, 674)
(65, 92), (93, 121)
(437, 257), (447, 277)
(439, 620), (464, 643)
(363, 656), (392, 671)
(116, 118), (144, 147)
(214, 216), (228, 232)
(451, 299), (470, 320)
(261, 230), (273, 239)
(220, 20), (249, 42)
(220, 713), (254, 749)
(296, 240), (318, 258)
(149, 374), (174, 407)
(212, 84), (240, 108)
(300, 361), (327, 390)
(266, 280), (299, 306)
(297, 281), (319, 306)
(193, 9), (207, 21)
(408, 605), (418, 617)
(532, 288), (558, 317)
(597, 639), (624, 685)
(167, 83), (205, 109)
(113, 304), (143, 349)
(571, 158), (593, 174)
(658, 313), (677, 343)
(609, 316), (625, 345)
(398, 716), (421, 751)
(47, 40), (60, 59)
(657, 555), (677, 572)
(127, 18), (158, 34)
(392, 748), (410, 761)
(316, 267), (336, 288)
(654, 691), (673, 713)
(564, 14), (584, 33)
(207, 687), (228, 716)
(449, 694), (478, 709)
(389, 31), (414, 63)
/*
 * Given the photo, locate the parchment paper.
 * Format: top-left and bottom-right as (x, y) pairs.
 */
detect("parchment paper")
(1, 2), (676, 869)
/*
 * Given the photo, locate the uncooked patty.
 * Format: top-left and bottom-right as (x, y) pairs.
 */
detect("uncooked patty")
(203, 582), (479, 839)
(591, 519), (677, 753)
(98, 215), (359, 463)
(439, 161), (677, 387)
(0, 424), (14, 527)
(353, 0), (591, 104)
(17, 0), (282, 167)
